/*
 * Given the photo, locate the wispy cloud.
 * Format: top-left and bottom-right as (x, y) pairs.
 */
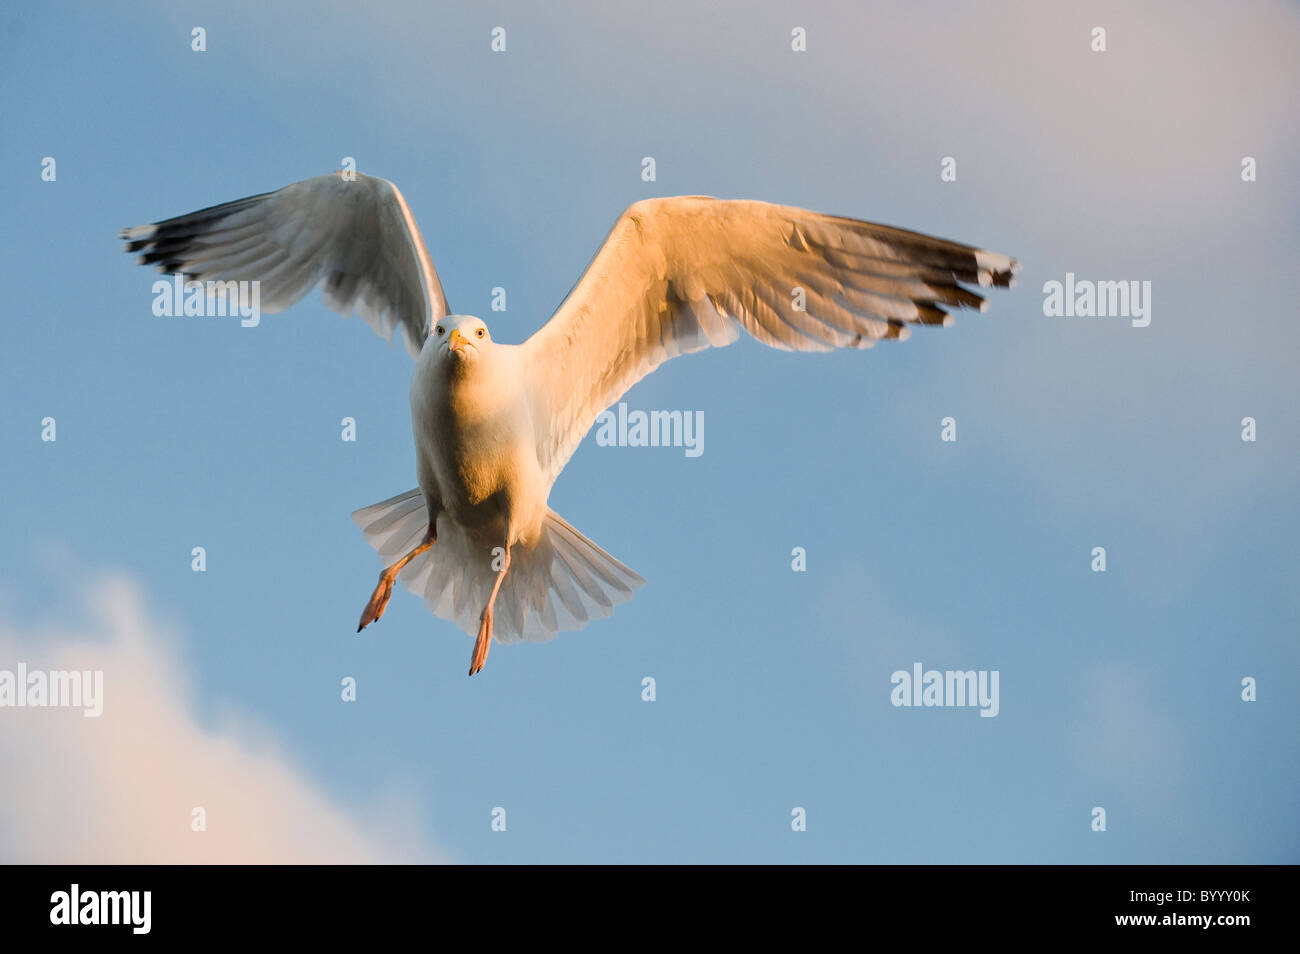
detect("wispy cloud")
(0, 572), (447, 863)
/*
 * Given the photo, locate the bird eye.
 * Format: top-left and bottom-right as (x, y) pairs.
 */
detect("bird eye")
(435, 326), (444, 335)
(476, 328), (485, 338)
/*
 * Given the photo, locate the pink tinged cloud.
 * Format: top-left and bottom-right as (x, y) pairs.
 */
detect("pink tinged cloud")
(0, 573), (446, 864)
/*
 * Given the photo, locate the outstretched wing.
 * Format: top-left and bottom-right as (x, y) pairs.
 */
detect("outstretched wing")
(523, 196), (1018, 483)
(120, 172), (449, 357)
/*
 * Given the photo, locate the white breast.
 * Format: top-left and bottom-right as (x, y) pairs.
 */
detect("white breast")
(409, 342), (548, 541)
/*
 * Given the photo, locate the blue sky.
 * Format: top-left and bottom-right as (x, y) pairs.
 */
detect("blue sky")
(1, 0), (1297, 863)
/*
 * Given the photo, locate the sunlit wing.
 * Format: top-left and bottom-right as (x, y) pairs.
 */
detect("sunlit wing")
(523, 196), (1018, 483)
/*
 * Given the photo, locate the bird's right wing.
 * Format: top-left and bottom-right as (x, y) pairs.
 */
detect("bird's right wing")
(120, 172), (449, 357)
(522, 196), (1017, 484)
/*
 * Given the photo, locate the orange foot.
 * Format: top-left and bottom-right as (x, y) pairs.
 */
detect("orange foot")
(357, 573), (394, 632)
(468, 608), (493, 676)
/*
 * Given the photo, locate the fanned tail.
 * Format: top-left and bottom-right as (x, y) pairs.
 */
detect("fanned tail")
(351, 491), (644, 643)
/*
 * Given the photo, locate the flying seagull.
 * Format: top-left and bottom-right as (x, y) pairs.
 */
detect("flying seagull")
(121, 172), (1017, 675)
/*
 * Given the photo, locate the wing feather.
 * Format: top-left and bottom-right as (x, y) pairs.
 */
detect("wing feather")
(523, 196), (1017, 483)
(120, 172), (449, 357)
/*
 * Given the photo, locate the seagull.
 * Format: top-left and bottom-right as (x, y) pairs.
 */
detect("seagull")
(121, 172), (1017, 675)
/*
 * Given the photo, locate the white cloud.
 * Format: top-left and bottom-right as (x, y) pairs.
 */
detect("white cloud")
(0, 572), (446, 863)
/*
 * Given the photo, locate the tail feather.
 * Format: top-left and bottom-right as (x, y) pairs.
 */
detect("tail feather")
(350, 490), (644, 643)
(352, 489), (427, 560)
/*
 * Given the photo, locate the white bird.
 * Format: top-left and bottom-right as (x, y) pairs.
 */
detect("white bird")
(122, 172), (1017, 675)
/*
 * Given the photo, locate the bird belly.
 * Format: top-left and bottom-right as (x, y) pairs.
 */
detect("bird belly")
(412, 372), (546, 545)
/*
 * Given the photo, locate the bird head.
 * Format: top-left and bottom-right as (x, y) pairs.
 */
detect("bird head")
(432, 316), (492, 363)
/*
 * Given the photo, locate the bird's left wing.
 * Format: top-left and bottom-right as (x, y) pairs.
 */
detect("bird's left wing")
(120, 172), (449, 357)
(522, 196), (1017, 483)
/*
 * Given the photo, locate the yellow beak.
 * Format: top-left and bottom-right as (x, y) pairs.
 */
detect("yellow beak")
(448, 328), (466, 351)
